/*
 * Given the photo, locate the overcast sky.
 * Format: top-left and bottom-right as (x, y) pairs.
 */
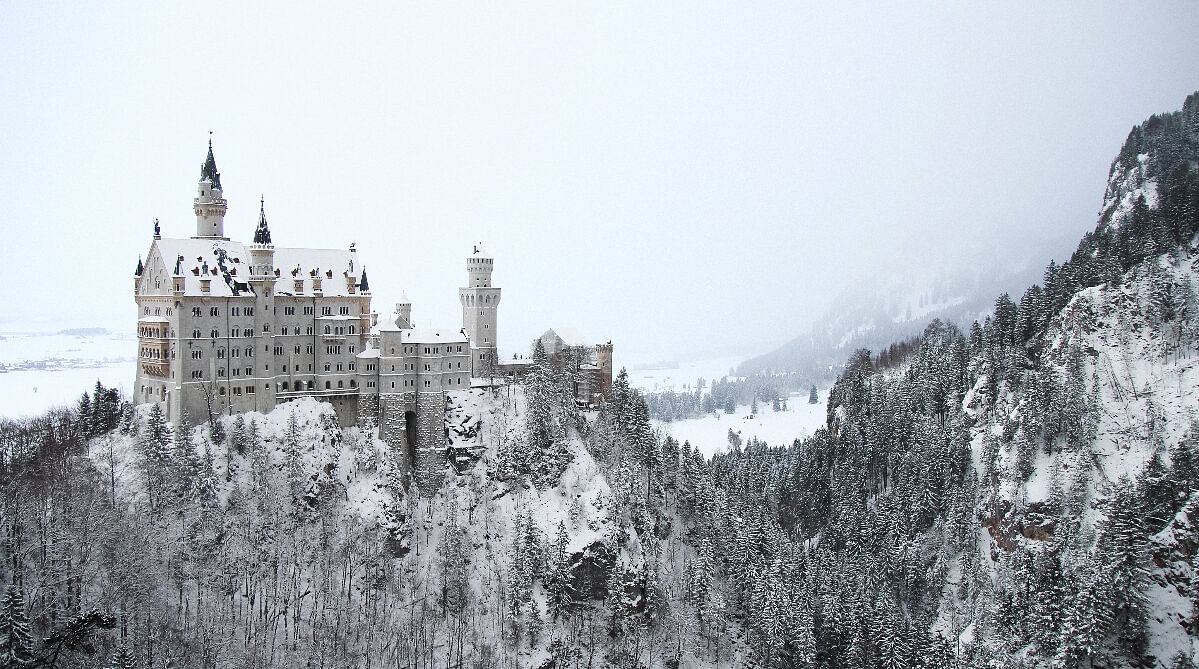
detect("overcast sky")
(1, 3), (1196, 361)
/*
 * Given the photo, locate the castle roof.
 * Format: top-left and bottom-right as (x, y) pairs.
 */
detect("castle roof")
(201, 138), (222, 190)
(542, 327), (589, 347)
(150, 237), (364, 298)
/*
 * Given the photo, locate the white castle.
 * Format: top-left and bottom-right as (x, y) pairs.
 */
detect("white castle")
(132, 139), (514, 490)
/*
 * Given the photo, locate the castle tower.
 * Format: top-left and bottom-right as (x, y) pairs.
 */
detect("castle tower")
(394, 291), (412, 329)
(459, 243), (501, 377)
(193, 136), (228, 239)
(248, 196), (278, 411)
(596, 341), (614, 399)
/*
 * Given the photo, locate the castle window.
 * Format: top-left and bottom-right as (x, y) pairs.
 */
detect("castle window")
(143, 307), (149, 315)
(218, 386), (225, 395)
(210, 328), (219, 338)
(191, 350), (202, 359)
(306, 381), (314, 390)
(339, 306), (349, 315)
(350, 380), (356, 388)
(322, 307), (332, 316)
(192, 307), (202, 317)
(349, 326), (356, 334)
(231, 307), (239, 316)
(210, 307), (219, 316)
(281, 327), (288, 335)
(247, 307), (254, 316)
(325, 325), (331, 334)
(217, 369), (225, 378)
(217, 348), (225, 359)
(232, 387), (241, 395)
(245, 367), (253, 375)
(191, 370), (202, 378)
(324, 363), (331, 372)
(306, 345), (313, 354)
(306, 326), (313, 335)
(285, 306), (295, 315)
(192, 329), (201, 338)
(294, 345), (301, 354)
(303, 306), (314, 315)
(274, 346), (284, 356)
(325, 381), (331, 389)
(349, 362), (355, 370)
(263, 323), (270, 332)
(337, 380), (344, 389)
(349, 345), (355, 354)
(296, 381), (304, 391)
(391, 381), (395, 389)
(247, 385), (255, 394)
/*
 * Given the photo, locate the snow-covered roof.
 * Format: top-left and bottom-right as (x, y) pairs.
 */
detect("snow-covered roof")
(150, 237), (364, 298)
(543, 327), (589, 347)
(356, 347), (380, 359)
(377, 326), (469, 344)
(138, 315), (170, 323)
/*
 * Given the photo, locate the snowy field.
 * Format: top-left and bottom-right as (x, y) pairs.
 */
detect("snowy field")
(0, 363), (131, 418)
(0, 329), (134, 418)
(655, 390), (828, 457)
(623, 355), (744, 394)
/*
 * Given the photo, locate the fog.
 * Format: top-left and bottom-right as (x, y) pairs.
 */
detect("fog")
(2, 2), (1196, 362)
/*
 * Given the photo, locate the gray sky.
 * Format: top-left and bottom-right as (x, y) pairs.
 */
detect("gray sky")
(2, 2), (1196, 361)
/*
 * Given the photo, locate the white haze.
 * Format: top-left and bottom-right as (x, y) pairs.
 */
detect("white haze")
(1, 2), (1197, 362)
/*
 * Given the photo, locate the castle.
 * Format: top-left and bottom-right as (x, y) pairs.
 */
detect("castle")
(133, 139), (611, 491)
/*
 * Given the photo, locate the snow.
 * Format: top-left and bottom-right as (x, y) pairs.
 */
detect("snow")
(0, 362), (130, 418)
(0, 328), (135, 418)
(624, 355), (743, 394)
(655, 390), (828, 457)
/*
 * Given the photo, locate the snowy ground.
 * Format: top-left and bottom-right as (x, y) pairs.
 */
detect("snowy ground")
(0, 328), (134, 418)
(0, 362), (131, 418)
(623, 355), (744, 394)
(656, 390), (828, 457)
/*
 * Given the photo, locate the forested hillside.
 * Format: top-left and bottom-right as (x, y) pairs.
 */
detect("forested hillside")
(2, 94), (1198, 668)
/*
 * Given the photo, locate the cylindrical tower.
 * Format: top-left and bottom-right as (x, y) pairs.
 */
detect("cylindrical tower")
(193, 136), (228, 239)
(458, 243), (501, 377)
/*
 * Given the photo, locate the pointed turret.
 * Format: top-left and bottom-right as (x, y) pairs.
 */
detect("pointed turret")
(194, 134), (228, 239)
(200, 136), (222, 190)
(359, 267), (370, 293)
(253, 195), (272, 245)
(135, 256), (144, 276)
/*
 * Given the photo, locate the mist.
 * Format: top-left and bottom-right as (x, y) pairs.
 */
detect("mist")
(2, 2), (1196, 362)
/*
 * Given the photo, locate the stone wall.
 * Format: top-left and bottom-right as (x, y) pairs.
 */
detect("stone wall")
(413, 391), (447, 494)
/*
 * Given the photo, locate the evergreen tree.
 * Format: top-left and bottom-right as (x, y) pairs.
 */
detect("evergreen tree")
(809, 385), (818, 404)
(0, 586), (36, 668)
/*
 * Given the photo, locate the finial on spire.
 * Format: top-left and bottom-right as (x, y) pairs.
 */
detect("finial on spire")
(153, 218), (161, 239)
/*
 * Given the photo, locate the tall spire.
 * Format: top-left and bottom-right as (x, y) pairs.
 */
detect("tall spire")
(253, 195), (272, 245)
(359, 267), (369, 293)
(200, 133), (222, 190)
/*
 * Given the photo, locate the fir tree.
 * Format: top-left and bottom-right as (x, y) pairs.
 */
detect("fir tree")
(0, 586), (36, 668)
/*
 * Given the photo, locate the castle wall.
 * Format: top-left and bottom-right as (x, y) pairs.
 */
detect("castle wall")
(413, 391), (447, 493)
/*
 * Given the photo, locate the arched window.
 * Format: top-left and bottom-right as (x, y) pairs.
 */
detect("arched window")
(325, 381), (331, 389)
(324, 325), (331, 334)
(349, 380), (357, 389)
(306, 380), (314, 390)
(348, 325), (356, 334)
(337, 380), (344, 389)
(218, 387), (226, 396)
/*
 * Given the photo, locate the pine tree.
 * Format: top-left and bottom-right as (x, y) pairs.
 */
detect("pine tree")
(106, 642), (137, 669)
(809, 385), (818, 404)
(0, 586), (36, 668)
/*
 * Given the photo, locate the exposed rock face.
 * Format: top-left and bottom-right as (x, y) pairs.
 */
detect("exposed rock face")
(568, 541), (615, 601)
